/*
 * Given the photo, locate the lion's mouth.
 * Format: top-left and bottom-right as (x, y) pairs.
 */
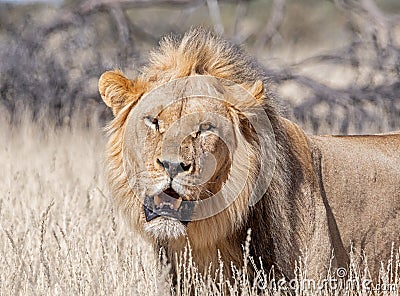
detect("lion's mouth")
(143, 188), (194, 224)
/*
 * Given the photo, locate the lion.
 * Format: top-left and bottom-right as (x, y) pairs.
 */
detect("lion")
(98, 28), (400, 281)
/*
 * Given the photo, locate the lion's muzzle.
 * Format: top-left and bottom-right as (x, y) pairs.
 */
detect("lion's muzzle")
(143, 188), (194, 223)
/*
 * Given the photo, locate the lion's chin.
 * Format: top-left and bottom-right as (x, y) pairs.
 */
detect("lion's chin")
(144, 216), (187, 240)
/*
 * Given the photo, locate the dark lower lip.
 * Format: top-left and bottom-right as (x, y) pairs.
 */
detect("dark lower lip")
(143, 203), (161, 222)
(143, 195), (193, 224)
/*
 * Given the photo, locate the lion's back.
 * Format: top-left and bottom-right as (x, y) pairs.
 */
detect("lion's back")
(310, 133), (400, 273)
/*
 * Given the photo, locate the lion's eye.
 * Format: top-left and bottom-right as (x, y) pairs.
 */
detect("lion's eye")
(199, 122), (214, 132)
(144, 116), (159, 130)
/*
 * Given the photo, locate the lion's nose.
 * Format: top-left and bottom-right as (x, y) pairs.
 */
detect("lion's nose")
(157, 159), (191, 178)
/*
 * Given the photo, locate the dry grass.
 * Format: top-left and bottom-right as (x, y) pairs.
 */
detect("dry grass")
(0, 113), (399, 295)
(0, 114), (171, 295)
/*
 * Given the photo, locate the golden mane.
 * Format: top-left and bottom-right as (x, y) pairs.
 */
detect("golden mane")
(101, 28), (299, 278)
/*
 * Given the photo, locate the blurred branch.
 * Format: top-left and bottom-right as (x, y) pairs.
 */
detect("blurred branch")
(43, 0), (203, 36)
(206, 0), (224, 35)
(109, 4), (135, 60)
(109, 5), (130, 46)
(253, 0), (285, 53)
(81, 0), (202, 12)
(253, 0), (400, 132)
(333, 0), (393, 80)
(231, 0), (249, 43)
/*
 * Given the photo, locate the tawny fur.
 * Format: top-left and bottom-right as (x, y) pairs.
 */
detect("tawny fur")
(99, 28), (400, 280)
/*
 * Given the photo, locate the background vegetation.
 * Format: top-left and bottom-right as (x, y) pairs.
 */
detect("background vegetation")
(0, 0), (399, 295)
(1, 0), (400, 133)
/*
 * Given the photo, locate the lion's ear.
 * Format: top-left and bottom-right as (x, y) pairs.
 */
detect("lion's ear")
(98, 70), (142, 115)
(247, 80), (265, 103)
(234, 80), (265, 109)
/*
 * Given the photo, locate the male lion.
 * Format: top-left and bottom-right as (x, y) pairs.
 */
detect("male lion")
(98, 29), (400, 281)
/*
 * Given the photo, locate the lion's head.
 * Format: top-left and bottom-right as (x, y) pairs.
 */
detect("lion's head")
(99, 29), (280, 251)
